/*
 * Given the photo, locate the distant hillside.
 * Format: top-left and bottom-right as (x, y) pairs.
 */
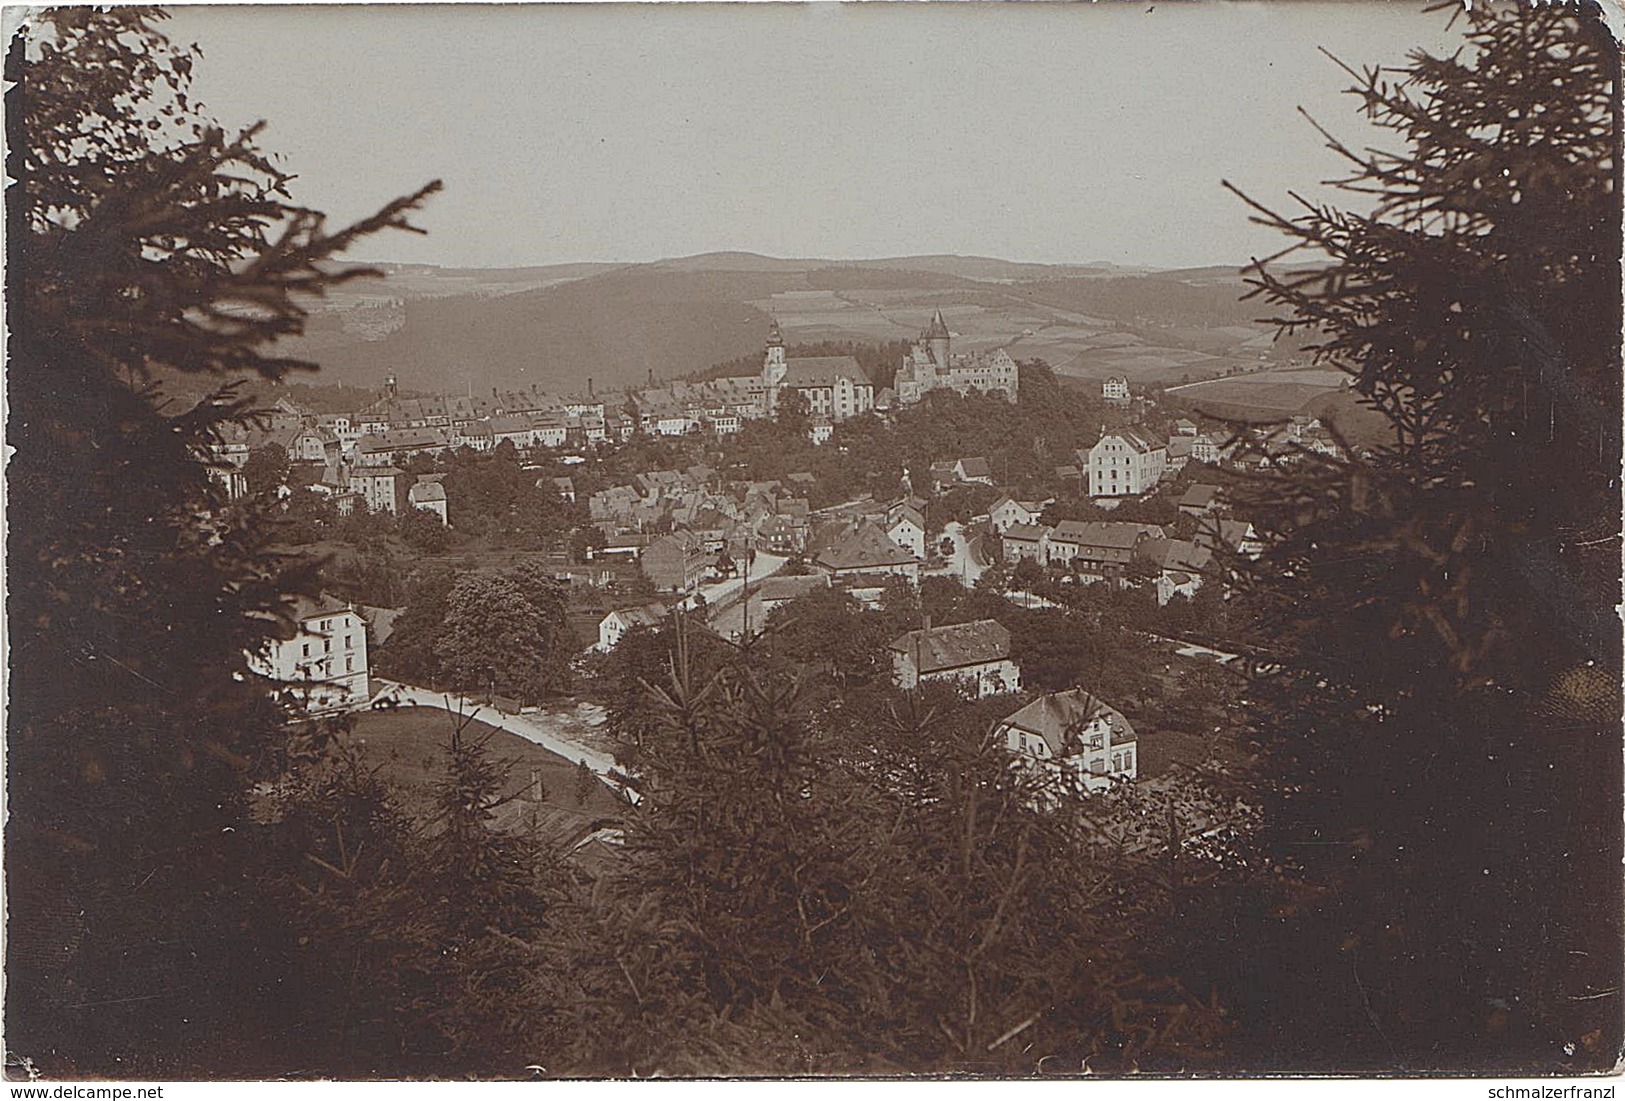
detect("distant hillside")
(267, 251), (1293, 398)
(274, 267), (793, 396)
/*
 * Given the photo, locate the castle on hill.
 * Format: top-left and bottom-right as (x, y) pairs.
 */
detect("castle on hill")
(894, 309), (1019, 406)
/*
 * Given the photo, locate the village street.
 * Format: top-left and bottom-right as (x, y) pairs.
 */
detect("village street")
(924, 520), (986, 587)
(696, 548), (788, 607)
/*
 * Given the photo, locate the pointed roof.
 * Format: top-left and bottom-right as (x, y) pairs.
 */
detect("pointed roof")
(814, 520), (920, 572)
(999, 688), (1137, 755)
(924, 309), (951, 340)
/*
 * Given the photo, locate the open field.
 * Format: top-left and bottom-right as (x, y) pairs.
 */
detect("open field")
(1165, 367), (1352, 416)
(347, 708), (624, 845)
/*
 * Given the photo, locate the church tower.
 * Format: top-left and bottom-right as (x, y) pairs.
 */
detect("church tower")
(762, 318), (788, 385)
(925, 309), (951, 371)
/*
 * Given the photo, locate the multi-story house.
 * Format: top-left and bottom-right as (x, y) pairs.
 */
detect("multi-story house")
(407, 478), (448, 525)
(1102, 376), (1131, 406)
(1045, 520), (1164, 580)
(989, 495), (1046, 534)
(1088, 428), (1167, 498)
(996, 688), (1138, 802)
(889, 618), (1020, 698)
(886, 503), (927, 559)
(250, 595), (370, 714)
(348, 466), (403, 515)
(1000, 523), (1050, 564)
(1190, 434), (1222, 465)
(813, 520), (921, 585)
(641, 531), (710, 594)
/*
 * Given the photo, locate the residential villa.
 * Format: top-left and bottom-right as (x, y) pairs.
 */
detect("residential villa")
(989, 495), (1046, 533)
(889, 618), (1020, 698)
(813, 520), (922, 584)
(1045, 520), (1164, 580)
(249, 595), (371, 715)
(996, 688), (1138, 802)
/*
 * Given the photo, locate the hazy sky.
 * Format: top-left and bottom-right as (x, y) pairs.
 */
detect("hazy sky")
(165, 2), (1469, 270)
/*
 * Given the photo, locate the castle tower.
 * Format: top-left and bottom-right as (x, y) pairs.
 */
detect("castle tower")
(762, 318), (788, 385)
(925, 309), (951, 371)
(384, 374), (398, 400)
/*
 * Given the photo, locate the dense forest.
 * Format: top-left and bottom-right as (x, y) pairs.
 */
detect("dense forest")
(6, 3), (1618, 1080)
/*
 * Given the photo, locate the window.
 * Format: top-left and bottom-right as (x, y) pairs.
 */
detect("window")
(324, 639), (331, 653)
(1124, 750), (1134, 771)
(301, 643), (310, 657)
(345, 634), (353, 649)
(346, 657), (354, 673)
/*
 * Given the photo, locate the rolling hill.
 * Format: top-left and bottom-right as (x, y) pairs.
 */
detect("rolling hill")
(270, 251), (1300, 399)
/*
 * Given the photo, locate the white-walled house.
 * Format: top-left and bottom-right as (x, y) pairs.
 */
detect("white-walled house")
(996, 688), (1138, 803)
(250, 595), (370, 714)
(1001, 523), (1050, 564)
(889, 618), (1020, 698)
(989, 495), (1047, 533)
(1088, 428), (1167, 498)
(598, 603), (668, 650)
(886, 504), (927, 559)
(408, 479), (448, 524)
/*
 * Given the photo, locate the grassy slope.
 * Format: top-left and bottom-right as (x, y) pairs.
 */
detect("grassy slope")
(348, 708), (624, 846)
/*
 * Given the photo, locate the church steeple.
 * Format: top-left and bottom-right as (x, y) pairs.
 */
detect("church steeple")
(762, 318), (787, 384)
(924, 309), (950, 370)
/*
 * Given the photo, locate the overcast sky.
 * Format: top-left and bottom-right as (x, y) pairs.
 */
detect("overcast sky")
(165, 2), (1468, 270)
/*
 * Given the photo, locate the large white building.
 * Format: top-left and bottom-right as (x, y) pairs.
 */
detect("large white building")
(1088, 428), (1167, 498)
(250, 595), (370, 714)
(894, 310), (1018, 406)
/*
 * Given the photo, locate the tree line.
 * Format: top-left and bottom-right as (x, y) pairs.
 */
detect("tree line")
(6, 3), (1617, 1079)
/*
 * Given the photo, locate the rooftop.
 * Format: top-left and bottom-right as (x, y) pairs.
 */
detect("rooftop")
(888, 618), (1012, 674)
(998, 688), (1137, 756)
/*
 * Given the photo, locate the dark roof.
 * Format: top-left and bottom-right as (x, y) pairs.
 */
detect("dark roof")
(1178, 483), (1225, 509)
(998, 688), (1137, 755)
(958, 456), (993, 480)
(1049, 520), (1162, 549)
(889, 619), (1012, 674)
(608, 603), (668, 629)
(783, 356), (869, 388)
(1135, 537), (1213, 574)
(1002, 523), (1049, 543)
(814, 521), (919, 572)
(290, 594), (352, 622)
(758, 574), (830, 603)
(924, 308), (951, 340)
(1098, 427), (1163, 454)
(889, 504), (926, 531)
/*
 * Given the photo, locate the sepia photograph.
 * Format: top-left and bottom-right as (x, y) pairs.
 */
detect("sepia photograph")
(4, 0), (1622, 1084)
